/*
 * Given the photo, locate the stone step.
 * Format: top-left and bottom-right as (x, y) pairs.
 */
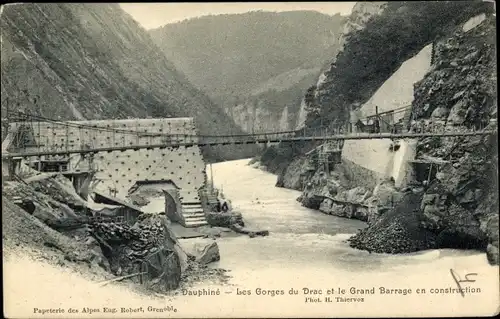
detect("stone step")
(183, 211), (206, 218)
(182, 205), (203, 212)
(184, 220), (208, 228)
(182, 202), (203, 207)
(182, 202), (203, 206)
(184, 216), (207, 222)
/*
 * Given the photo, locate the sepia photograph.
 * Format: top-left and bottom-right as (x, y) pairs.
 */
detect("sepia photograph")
(1, 1), (498, 317)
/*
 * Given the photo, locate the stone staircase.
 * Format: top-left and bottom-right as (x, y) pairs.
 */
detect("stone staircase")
(181, 202), (208, 228)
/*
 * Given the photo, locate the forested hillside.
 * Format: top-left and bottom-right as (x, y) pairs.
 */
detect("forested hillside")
(1, 3), (257, 161)
(150, 11), (345, 132)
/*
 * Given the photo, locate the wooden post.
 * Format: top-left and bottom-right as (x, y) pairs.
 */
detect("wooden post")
(427, 163), (433, 185)
(4, 97), (10, 138)
(210, 163), (214, 191)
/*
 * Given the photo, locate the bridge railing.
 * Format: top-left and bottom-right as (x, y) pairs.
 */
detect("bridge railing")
(3, 119), (496, 158)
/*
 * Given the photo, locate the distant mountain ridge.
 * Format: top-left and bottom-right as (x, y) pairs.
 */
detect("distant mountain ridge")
(1, 3), (256, 161)
(149, 10), (345, 132)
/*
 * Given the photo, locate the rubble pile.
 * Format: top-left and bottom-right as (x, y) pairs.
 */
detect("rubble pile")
(206, 211), (244, 228)
(90, 214), (182, 292)
(4, 176), (197, 291)
(349, 192), (437, 253)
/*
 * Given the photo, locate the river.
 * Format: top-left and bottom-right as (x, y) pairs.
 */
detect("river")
(186, 158), (498, 317)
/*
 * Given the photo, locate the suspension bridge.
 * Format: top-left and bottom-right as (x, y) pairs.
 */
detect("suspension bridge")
(2, 112), (496, 228)
(1, 112), (497, 159)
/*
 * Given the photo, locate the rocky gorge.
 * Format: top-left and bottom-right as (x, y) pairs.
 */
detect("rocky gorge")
(260, 2), (498, 265)
(349, 15), (498, 262)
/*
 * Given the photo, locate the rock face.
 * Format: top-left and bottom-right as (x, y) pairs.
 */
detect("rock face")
(412, 16), (496, 127)
(261, 1), (492, 174)
(299, 173), (403, 223)
(348, 14), (498, 263)
(260, 4), (497, 265)
(302, 2), (388, 128)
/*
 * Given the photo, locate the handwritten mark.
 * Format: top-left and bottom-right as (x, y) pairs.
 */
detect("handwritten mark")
(449, 269), (478, 298)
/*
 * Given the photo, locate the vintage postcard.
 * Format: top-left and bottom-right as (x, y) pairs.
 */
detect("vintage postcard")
(2, 1), (498, 318)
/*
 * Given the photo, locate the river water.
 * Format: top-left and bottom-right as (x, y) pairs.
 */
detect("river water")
(181, 159), (498, 317)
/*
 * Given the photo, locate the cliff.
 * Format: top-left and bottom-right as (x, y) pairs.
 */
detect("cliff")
(349, 15), (498, 264)
(149, 11), (345, 132)
(0, 3), (256, 161)
(262, 1), (492, 180)
(260, 2), (497, 263)
(303, 1), (490, 128)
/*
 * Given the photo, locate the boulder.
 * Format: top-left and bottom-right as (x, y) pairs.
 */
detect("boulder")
(336, 186), (370, 203)
(197, 242), (220, 265)
(486, 244), (499, 265)
(371, 181), (403, 208)
(328, 203), (369, 222)
(300, 194), (323, 210)
(431, 106), (450, 119)
(206, 211), (244, 227)
(179, 238), (220, 265)
(319, 198), (333, 214)
(447, 100), (468, 125)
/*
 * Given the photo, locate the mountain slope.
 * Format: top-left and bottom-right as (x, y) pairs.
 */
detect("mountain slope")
(303, 1), (491, 129)
(149, 11), (345, 132)
(0, 3), (256, 161)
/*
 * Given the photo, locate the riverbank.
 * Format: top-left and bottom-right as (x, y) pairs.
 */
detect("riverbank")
(257, 132), (498, 265)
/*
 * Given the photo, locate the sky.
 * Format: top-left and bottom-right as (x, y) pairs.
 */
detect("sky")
(120, 2), (356, 30)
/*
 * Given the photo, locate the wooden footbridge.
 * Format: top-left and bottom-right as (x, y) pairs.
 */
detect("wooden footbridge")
(1, 116), (496, 159)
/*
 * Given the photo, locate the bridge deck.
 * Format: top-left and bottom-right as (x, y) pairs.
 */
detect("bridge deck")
(2, 124), (496, 159)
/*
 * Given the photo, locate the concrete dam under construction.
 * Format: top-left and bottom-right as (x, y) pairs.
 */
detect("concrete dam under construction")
(2, 117), (210, 227)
